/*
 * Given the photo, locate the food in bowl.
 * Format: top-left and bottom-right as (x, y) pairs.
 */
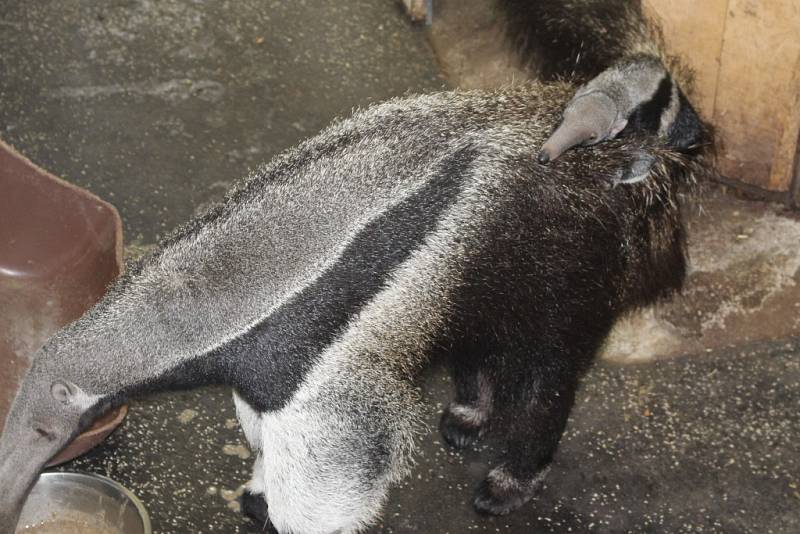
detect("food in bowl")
(17, 510), (120, 534)
(15, 472), (150, 534)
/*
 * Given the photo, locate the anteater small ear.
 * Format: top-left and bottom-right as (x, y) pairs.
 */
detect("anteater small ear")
(609, 118), (628, 139)
(51, 380), (76, 405)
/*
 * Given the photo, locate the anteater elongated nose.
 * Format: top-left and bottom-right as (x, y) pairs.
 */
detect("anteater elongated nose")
(538, 91), (619, 163)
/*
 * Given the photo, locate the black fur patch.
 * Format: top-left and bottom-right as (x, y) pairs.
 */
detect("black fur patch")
(624, 75), (673, 136)
(135, 147), (474, 411)
(667, 91), (705, 151)
(624, 76), (705, 152)
(241, 490), (272, 532)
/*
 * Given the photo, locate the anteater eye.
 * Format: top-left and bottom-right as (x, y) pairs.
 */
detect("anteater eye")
(34, 428), (55, 441)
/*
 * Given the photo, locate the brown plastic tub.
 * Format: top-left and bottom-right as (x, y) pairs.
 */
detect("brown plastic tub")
(0, 139), (126, 465)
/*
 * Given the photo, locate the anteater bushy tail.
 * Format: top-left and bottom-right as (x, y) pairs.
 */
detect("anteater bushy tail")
(496, 0), (662, 82)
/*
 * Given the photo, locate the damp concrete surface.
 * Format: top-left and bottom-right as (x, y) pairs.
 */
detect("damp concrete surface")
(1, 1), (798, 533)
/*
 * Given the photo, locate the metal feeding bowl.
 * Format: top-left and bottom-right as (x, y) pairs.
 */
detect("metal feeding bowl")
(16, 472), (151, 534)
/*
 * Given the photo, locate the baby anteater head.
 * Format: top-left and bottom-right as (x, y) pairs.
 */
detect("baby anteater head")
(538, 54), (705, 164)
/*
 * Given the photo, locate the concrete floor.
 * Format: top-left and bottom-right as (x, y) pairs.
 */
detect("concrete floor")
(2, 1), (799, 533)
(65, 341), (800, 533)
(0, 0), (444, 246)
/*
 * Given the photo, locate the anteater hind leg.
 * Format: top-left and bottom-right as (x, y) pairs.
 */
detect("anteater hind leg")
(473, 338), (580, 516)
(239, 453), (280, 533)
(440, 345), (494, 449)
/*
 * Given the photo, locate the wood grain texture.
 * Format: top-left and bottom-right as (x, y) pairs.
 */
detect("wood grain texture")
(648, 0), (800, 193)
(794, 141), (800, 205)
(713, 0), (800, 191)
(771, 52), (800, 193)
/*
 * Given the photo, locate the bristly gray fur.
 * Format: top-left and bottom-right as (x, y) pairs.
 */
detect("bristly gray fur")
(0, 3), (715, 532)
(0, 81), (704, 533)
(496, 0), (662, 82)
(496, 0), (700, 95)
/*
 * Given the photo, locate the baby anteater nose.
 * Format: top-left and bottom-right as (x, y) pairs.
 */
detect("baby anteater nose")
(537, 150), (551, 165)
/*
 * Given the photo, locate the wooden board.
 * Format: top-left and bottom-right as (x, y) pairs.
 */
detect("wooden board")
(795, 144), (800, 204)
(774, 52), (800, 195)
(647, 0), (800, 196)
(715, 0), (800, 191)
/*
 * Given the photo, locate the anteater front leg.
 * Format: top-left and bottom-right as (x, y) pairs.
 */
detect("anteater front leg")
(473, 338), (580, 516)
(240, 479), (278, 534)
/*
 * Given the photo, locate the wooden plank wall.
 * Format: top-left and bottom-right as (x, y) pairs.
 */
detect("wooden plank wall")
(646, 0), (800, 199)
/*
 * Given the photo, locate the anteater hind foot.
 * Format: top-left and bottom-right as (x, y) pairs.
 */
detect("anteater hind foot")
(473, 465), (549, 516)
